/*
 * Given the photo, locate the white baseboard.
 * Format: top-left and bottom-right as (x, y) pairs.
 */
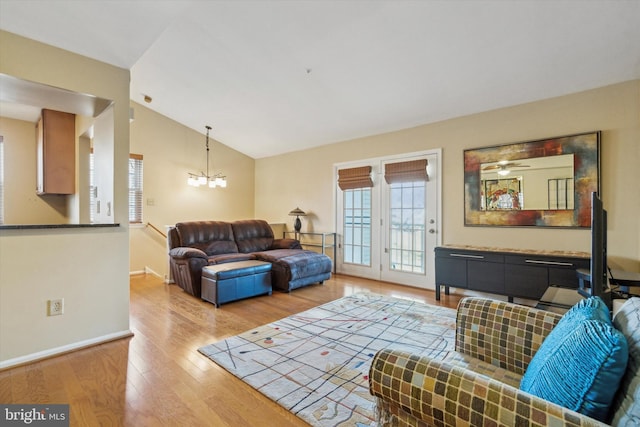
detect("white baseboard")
(144, 266), (163, 278)
(129, 267), (163, 278)
(0, 330), (133, 371)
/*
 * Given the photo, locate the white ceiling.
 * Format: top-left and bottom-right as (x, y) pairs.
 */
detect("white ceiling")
(1, 0), (639, 159)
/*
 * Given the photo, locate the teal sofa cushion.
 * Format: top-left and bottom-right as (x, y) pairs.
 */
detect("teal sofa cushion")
(520, 297), (628, 422)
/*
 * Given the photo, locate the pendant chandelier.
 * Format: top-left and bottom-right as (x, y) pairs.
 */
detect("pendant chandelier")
(187, 125), (227, 188)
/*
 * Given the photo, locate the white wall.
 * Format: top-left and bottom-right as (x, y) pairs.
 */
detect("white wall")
(0, 117), (71, 224)
(0, 30), (131, 367)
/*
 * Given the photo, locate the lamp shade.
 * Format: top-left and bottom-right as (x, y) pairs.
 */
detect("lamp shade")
(289, 207), (306, 216)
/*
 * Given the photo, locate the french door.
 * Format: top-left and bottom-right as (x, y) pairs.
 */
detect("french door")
(336, 151), (441, 289)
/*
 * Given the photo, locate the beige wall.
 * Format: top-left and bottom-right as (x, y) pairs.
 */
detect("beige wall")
(0, 116), (71, 224)
(0, 31), (131, 367)
(128, 102), (255, 277)
(255, 80), (640, 273)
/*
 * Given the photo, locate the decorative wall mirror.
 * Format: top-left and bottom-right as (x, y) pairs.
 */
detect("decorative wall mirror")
(464, 131), (600, 227)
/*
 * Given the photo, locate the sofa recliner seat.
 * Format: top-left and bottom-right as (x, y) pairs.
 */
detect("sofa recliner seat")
(252, 249), (335, 292)
(168, 219), (332, 297)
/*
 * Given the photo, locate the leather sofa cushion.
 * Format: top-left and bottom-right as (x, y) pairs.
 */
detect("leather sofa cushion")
(205, 240), (239, 255)
(175, 221), (238, 255)
(251, 249), (303, 262)
(254, 249), (332, 280)
(232, 219), (275, 253)
(209, 253), (253, 264)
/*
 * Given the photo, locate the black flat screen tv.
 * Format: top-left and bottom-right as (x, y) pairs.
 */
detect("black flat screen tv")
(589, 192), (611, 310)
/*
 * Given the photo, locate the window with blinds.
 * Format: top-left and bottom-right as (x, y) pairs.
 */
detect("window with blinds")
(385, 158), (428, 274)
(343, 188), (372, 266)
(338, 166), (373, 267)
(129, 154), (143, 223)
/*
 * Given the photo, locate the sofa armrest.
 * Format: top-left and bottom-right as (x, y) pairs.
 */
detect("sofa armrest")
(456, 297), (562, 374)
(169, 246), (208, 260)
(369, 349), (607, 427)
(271, 238), (302, 250)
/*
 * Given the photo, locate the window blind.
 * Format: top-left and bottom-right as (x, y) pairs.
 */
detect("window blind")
(384, 159), (428, 184)
(337, 166), (373, 190)
(129, 153), (143, 223)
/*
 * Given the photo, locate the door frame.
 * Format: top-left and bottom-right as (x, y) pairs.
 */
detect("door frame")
(334, 149), (442, 289)
(380, 151), (441, 289)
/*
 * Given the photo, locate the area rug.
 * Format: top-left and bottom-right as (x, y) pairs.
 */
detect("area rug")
(198, 292), (457, 427)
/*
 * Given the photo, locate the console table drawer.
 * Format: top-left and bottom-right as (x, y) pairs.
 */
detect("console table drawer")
(549, 267), (585, 287)
(504, 255), (580, 268)
(438, 250), (504, 264)
(435, 257), (468, 289)
(505, 264), (548, 299)
(469, 261), (504, 294)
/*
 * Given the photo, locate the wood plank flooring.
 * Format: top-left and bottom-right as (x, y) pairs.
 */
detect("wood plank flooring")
(0, 274), (463, 426)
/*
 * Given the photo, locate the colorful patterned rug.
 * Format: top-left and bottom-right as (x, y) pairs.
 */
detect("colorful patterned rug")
(198, 292), (457, 427)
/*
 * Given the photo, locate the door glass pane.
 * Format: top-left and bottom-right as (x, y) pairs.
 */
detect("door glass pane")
(390, 187), (401, 208)
(388, 181), (426, 273)
(344, 244), (353, 263)
(353, 225), (362, 245)
(343, 188), (371, 266)
(345, 191), (353, 209)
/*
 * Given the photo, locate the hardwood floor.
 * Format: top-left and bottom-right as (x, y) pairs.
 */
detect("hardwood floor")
(0, 274), (463, 426)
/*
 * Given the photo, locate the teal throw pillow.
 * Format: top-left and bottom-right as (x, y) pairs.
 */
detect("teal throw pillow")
(520, 297), (628, 422)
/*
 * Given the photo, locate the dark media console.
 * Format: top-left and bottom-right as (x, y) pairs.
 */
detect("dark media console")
(435, 246), (590, 302)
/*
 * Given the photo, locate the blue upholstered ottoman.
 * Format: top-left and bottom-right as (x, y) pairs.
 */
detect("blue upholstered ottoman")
(201, 260), (272, 307)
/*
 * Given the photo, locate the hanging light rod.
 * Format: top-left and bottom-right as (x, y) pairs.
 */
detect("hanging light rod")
(187, 125), (227, 188)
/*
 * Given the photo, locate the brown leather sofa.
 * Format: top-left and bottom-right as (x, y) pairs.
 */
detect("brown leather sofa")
(168, 219), (332, 297)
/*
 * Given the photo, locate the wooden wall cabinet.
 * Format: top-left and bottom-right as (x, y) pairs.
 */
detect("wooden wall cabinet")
(37, 109), (76, 195)
(435, 246), (589, 302)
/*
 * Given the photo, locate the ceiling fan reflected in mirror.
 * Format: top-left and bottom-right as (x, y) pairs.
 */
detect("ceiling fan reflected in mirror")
(482, 160), (530, 176)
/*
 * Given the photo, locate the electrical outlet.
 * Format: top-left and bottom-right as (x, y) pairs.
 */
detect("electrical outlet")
(48, 298), (64, 316)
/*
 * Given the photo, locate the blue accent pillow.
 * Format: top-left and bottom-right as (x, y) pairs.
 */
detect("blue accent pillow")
(520, 297), (628, 422)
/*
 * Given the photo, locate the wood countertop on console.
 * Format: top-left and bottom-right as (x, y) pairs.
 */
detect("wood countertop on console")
(438, 244), (590, 259)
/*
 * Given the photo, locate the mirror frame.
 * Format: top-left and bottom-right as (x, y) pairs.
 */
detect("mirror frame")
(464, 131), (600, 228)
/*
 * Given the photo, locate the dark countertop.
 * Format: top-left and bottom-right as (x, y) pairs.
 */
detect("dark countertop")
(0, 223), (121, 230)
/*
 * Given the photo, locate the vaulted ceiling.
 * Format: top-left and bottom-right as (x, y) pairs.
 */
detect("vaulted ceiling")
(1, 1), (639, 158)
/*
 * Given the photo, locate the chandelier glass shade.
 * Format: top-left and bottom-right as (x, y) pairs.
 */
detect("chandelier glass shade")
(187, 125), (227, 188)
